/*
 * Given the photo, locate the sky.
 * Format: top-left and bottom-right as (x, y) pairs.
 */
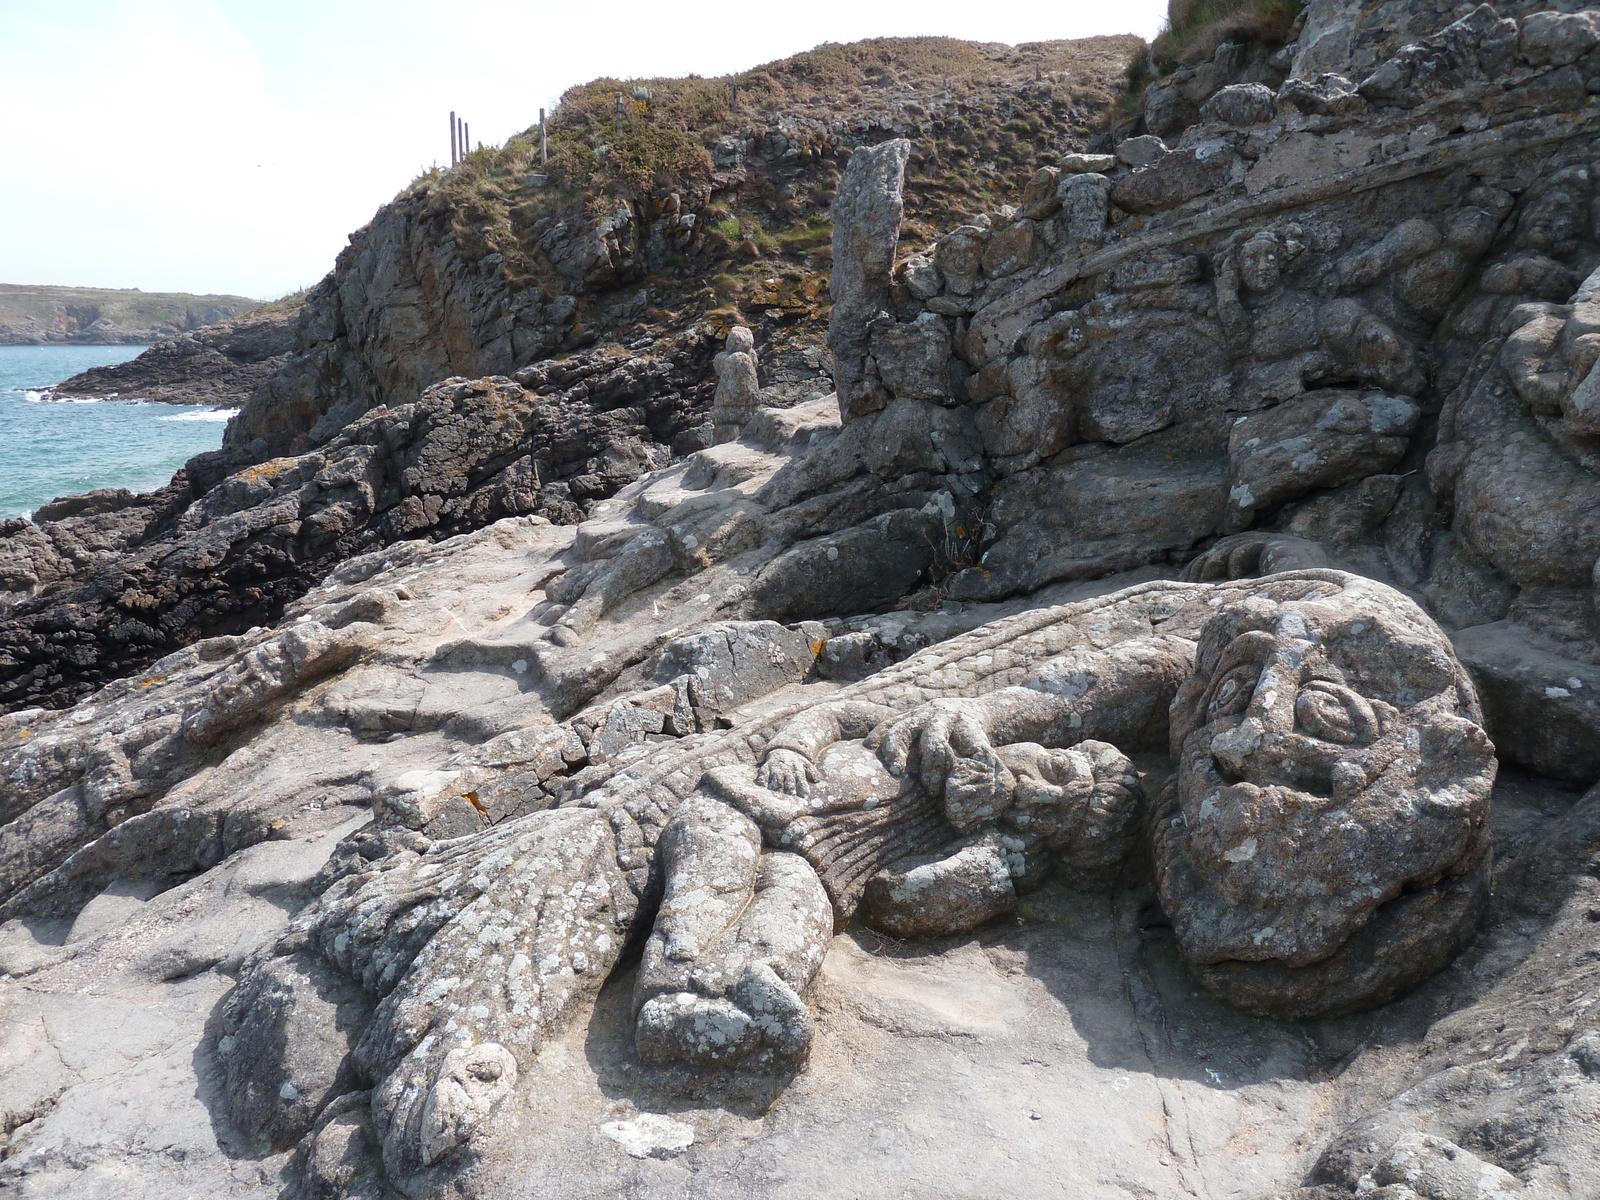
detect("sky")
(0, 0), (1168, 301)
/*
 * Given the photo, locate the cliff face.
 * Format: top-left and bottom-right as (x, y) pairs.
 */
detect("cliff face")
(225, 36), (1139, 459)
(0, 284), (259, 345)
(877, 0), (1600, 787)
(0, 35), (1138, 712)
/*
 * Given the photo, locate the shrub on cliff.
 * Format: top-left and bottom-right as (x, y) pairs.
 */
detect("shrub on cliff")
(1126, 0), (1302, 94)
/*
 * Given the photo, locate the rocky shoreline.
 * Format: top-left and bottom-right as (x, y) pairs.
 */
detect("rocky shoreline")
(5, 9), (1600, 1198)
(45, 294), (303, 407)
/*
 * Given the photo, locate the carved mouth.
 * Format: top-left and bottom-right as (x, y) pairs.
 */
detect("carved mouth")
(1196, 743), (1336, 801)
(1209, 763), (1334, 801)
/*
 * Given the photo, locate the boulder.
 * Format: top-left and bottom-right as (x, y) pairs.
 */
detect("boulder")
(971, 356), (1074, 469)
(950, 443), (1227, 599)
(1115, 135), (1168, 167)
(1056, 152), (1117, 174)
(1226, 390), (1420, 529)
(899, 253), (942, 300)
(1019, 167), (1062, 220)
(1518, 9), (1600, 68)
(217, 951), (372, 1151)
(1058, 172), (1113, 245)
(1453, 619), (1600, 784)
(747, 508), (940, 620)
(1110, 149), (1237, 214)
(1199, 83), (1278, 126)
(646, 620), (820, 715)
(869, 314), (954, 401)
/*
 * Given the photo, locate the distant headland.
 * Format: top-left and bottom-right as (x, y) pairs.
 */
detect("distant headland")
(0, 283), (261, 345)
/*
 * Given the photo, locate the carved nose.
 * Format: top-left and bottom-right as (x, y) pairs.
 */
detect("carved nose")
(1210, 646), (1303, 775)
(1210, 716), (1266, 773)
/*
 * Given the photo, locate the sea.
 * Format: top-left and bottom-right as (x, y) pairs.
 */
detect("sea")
(0, 344), (233, 520)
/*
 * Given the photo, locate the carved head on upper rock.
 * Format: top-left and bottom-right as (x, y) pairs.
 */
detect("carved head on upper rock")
(1155, 571), (1496, 1018)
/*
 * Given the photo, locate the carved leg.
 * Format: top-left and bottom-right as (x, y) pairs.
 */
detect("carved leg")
(634, 795), (833, 1068)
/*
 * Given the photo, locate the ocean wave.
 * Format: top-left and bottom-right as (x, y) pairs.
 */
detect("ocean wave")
(158, 408), (238, 422)
(24, 391), (109, 404)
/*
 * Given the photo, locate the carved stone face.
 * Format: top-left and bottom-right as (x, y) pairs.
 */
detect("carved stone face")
(1156, 575), (1495, 1008)
(418, 1042), (519, 1166)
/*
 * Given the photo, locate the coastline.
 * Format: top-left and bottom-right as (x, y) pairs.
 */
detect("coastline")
(0, 344), (234, 519)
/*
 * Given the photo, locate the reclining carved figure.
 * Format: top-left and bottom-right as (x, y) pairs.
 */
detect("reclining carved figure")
(223, 570), (1495, 1185)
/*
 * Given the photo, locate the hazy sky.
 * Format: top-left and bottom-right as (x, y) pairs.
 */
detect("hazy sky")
(0, 0), (1167, 300)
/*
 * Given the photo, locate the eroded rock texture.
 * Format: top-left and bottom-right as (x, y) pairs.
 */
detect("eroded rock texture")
(168, 569), (1483, 1196)
(12, 4), (1600, 1198)
(0, 342), (716, 710)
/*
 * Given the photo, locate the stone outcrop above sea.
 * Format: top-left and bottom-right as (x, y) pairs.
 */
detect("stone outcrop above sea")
(0, 283), (259, 346)
(48, 297), (303, 407)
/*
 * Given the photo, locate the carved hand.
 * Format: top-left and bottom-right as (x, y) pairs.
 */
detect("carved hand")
(870, 697), (998, 795)
(756, 747), (819, 797)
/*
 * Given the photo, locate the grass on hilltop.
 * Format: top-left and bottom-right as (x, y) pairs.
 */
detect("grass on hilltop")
(1124, 0), (1303, 98)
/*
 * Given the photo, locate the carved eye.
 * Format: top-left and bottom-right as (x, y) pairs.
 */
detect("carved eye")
(1207, 666), (1259, 721)
(1295, 681), (1371, 744)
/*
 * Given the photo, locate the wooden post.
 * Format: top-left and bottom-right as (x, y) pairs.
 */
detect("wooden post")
(730, 77), (738, 111)
(464, 121), (471, 154)
(450, 110), (457, 166)
(614, 93), (623, 140)
(540, 107), (547, 165)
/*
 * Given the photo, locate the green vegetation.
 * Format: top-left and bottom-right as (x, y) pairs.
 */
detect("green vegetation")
(1120, 0), (1302, 115)
(383, 33), (1139, 338)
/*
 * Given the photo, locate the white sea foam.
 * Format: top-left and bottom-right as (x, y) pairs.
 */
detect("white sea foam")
(158, 408), (238, 422)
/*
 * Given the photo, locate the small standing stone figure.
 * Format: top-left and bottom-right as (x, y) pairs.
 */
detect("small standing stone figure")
(710, 325), (762, 444)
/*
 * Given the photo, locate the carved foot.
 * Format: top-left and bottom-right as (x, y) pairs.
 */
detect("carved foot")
(418, 1044), (518, 1166)
(635, 793), (832, 1070)
(635, 961), (813, 1068)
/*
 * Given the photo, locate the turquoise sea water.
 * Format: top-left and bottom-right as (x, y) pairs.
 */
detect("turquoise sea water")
(0, 344), (233, 519)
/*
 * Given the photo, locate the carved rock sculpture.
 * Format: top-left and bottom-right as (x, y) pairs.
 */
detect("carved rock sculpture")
(709, 325), (761, 444)
(219, 570), (1493, 1187)
(827, 139), (910, 419)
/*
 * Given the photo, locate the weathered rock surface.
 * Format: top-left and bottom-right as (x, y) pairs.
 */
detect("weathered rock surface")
(0, 340), (717, 710)
(708, 326), (762, 444)
(13, 5), (1600, 1198)
(827, 139), (910, 420)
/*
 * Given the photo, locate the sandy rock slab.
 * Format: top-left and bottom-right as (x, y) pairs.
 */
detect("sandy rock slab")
(0, 813), (366, 1199)
(451, 881), (1331, 1200)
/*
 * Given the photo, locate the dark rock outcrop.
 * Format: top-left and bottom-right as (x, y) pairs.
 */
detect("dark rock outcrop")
(48, 296), (303, 407)
(0, 338), (719, 710)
